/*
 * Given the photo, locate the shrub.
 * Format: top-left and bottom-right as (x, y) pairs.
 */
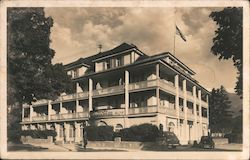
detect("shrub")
(21, 130), (57, 139)
(118, 123), (160, 142)
(85, 125), (114, 141)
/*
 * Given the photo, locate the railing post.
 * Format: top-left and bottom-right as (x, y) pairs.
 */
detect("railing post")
(22, 105), (25, 121)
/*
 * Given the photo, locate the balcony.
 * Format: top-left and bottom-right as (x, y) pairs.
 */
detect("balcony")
(22, 117), (30, 122)
(179, 107), (185, 119)
(159, 79), (176, 94)
(32, 99), (49, 106)
(186, 91), (194, 101)
(129, 79), (157, 91)
(187, 110), (195, 120)
(91, 108), (125, 118)
(158, 106), (176, 117)
(92, 85), (124, 98)
(201, 100), (208, 107)
(128, 106), (157, 115)
(78, 92), (89, 99)
(32, 115), (48, 121)
(50, 112), (89, 120)
(202, 117), (208, 123)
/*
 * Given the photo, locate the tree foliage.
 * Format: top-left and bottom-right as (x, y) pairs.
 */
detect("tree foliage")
(209, 7), (243, 97)
(209, 86), (233, 134)
(7, 8), (73, 105)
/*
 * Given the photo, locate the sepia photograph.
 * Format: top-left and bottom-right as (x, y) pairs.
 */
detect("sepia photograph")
(0, 0), (249, 159)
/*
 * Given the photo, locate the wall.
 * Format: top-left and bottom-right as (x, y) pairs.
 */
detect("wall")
(87, 141), (154, 150)
(213, 138), (229, 145)
(21, 136), (53, 144)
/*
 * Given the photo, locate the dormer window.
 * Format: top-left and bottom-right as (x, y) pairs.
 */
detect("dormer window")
(73, 69), (79, 78)
(116, 56), (123, 67)
(106, 60), (111, 69)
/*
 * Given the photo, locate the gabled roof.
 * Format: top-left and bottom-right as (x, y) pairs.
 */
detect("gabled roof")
(64, 42), (137, 70)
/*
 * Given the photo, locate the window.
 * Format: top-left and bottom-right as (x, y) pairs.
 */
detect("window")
(196, 105), (199, 115)
(106, 60), (111, 69)
(116, 56), (123, 67)
(202, 107), (208, 117)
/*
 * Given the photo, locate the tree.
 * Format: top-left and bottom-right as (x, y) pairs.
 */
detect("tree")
(209, 86), (233, 134)
(209, 7), (243, 97)
(7, 8), (73, 142)
(8, 7), (73, 105)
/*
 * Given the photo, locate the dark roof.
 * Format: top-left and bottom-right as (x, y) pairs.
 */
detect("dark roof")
(64, 42), (137, 69)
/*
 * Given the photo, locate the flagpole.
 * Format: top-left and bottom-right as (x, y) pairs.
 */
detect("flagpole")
(173, 7), (176, 56)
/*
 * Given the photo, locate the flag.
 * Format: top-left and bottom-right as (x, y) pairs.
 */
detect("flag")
(176, 26), (186, 42)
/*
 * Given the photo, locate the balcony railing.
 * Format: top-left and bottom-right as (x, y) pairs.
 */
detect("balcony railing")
(158, 106), (176, 117)
(202, 117), (208, 123)
(50, 112), (89, 120)
(32, 99), (49, 106)
(22, 117), (30, 122)
(32, 115), (48, 121)
(201, 100), (208, 107)
(159, 79), (176, 94)
(128, 106), (157, 115)
(78, 92), (89, 99)
(92, 85), (124, 97)
(179, 107), (185, 119)
(91, 108), (125, 118)
(186, 91), (194, 101)
(128, 79), (157, 91)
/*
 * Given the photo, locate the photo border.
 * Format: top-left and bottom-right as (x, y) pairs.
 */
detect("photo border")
(0, 0), (249, 159)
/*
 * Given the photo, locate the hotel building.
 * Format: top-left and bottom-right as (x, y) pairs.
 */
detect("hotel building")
(21, 43), (210, 144)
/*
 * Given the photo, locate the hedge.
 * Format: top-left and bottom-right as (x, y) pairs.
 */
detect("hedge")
(117, 123), (160, 142)
(85, 125), (114, 141)
(21, 130), (57, 139)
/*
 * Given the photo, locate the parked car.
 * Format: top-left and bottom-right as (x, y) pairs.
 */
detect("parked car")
(157, 131), (180, 148)
(199, 136), (215, 149)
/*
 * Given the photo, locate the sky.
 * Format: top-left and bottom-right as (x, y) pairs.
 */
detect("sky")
(44, 7), (238, 93)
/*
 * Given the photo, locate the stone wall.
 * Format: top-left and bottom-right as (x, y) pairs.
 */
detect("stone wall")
(213, 138), (228, 145)
(21, 136), (53, 144)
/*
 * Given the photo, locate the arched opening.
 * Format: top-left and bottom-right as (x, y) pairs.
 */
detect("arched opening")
(168, 122), (175, 132)
(115, 124), (123, 132)
(97, 121), (107, 126)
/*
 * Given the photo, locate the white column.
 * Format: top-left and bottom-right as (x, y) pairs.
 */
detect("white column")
(206, 94), (209, 133)
(55, 123), (60, 141)
(30, 106), (33, 122)
(48, 100), (52, 121)
(88, 78), (93, 112)
(64, 122), (69, 142)
(74, 122), (81, 143)
(125, 70), (129, 127)
(175, 75), (180, 137)
(198, 90), (202, 139)
(192, 86), (197, 141)
(183, 79), (188, 143)
(156, 64), (160, 108)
